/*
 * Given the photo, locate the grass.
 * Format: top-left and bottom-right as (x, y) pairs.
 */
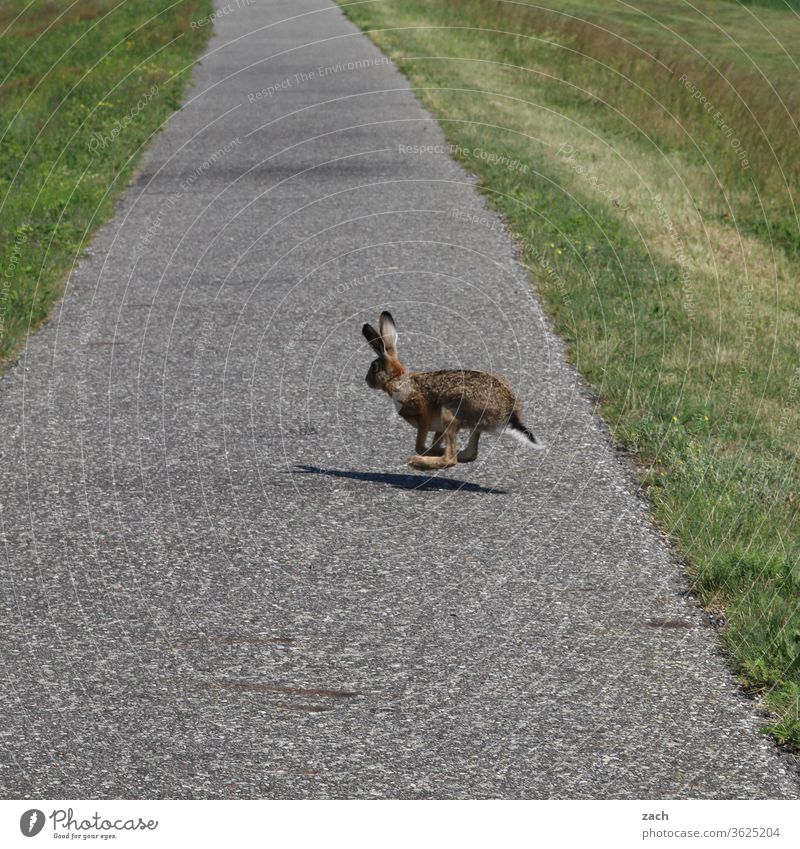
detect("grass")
(0, 0), (213, 362)
(338, 0), (800, 747)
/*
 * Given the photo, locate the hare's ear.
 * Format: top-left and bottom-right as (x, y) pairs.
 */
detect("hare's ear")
(379, 311), (398, 356)
(362, 323), (384, 356)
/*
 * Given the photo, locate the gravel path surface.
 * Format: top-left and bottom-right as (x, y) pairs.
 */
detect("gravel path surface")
(1, 0), (797, 798)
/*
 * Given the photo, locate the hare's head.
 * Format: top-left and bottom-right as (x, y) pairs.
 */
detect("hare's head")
(362, 311), (406, 391)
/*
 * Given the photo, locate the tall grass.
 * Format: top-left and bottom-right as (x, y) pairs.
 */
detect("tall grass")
(443, 0), (800, 256)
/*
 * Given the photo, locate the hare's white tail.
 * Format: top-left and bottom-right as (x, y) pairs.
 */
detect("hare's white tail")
(505, 411), (546, 450)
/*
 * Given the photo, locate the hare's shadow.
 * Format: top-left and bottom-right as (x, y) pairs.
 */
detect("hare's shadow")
(294, 464), (507, 495)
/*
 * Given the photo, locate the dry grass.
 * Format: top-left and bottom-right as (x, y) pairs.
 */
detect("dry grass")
(442, 0), (800, 256)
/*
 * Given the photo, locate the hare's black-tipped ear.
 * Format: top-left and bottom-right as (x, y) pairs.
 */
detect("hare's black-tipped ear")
(362, 323), (384, 356)
(379, 311), (398, 355)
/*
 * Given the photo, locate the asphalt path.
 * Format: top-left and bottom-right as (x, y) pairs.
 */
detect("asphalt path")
(1, 0), (797, 798)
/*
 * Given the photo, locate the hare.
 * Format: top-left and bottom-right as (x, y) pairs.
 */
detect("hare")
(362, 311), (544, 470)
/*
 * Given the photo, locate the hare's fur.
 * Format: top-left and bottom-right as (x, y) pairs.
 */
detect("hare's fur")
(362, 312), (544, 470)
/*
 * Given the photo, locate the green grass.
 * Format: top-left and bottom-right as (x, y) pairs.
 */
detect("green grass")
(0, 0), (213, 362)
(338, 0), (800, 747)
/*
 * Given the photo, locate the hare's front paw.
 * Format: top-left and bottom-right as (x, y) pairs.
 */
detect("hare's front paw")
(408, 454), (457, 470)
(407, 454), (434, 470)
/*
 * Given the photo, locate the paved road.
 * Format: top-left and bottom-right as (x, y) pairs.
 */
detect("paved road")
(1, 0), (797, 799)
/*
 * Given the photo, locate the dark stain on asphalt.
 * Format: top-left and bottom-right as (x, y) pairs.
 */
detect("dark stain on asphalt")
(188, 680), (362, 699)
(645, 618), (693, 629)
(270, 685), (361, 699)
(278, 704), (333, 713)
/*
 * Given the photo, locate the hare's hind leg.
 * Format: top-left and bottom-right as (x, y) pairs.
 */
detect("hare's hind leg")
(425, 431), (445, 456)
(408, 414), (458, 470)
(457, 428), (481, 463)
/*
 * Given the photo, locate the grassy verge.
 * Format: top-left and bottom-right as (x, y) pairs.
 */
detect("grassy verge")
(338, 0), (800, 746)
(0, 0), (213, 362)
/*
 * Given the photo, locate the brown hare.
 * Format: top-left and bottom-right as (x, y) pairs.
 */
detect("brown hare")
(362, 311), (544, 470)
